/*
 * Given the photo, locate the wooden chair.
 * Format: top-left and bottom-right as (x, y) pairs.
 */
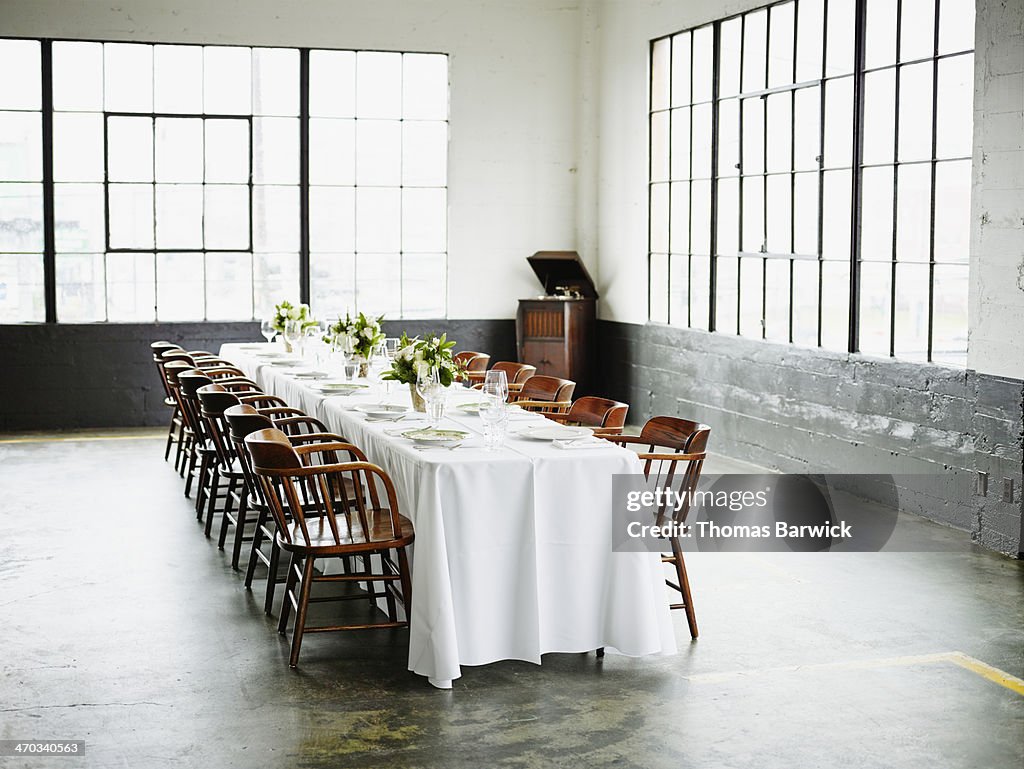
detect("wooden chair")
(240, 393), (289, 410)
(544, 396), (629, 435)
(226, 406), (355, 614)
(453, 351), (490, 384)
(227, 406), (286, 612)
(467, 361), (536, 387)
(510, 375), (576, 414)
(152, 342), (186, 468)
(256, 406), (307, 423)
(162, 360), (203, 483)
(606, 416), (710, 639)
(197, 384), (252, 559)
(217, 378), (262, 394)
(246, 428), (414, 667)
(193, 356), (236, 369)
(179, 369), (230, 524)
(202, 365), (249, 380)
(273, 414), (331, 437)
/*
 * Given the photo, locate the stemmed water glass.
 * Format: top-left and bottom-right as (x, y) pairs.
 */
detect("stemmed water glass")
(283, 319), (303, 355)
(306, 321), (329, 367)
(369, 342), (392, 399)
(482, 369), (509, 403)
(260, 318), (276, 344)
(479, 379), (509, 450)
(303, 325), (321, 362)
(417, 367), (446, 427)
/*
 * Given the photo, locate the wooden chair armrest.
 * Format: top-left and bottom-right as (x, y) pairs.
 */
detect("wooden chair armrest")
(514, 400), (572, 412)
(637, 451), (707, 462)
(607, 435), (652, 445)
(292, 440), (368, 463)
(288, 432), (349, 446)
(542, 413), (573, 423)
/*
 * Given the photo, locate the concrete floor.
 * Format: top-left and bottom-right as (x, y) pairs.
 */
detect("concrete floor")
(1, 429), (1022, 768)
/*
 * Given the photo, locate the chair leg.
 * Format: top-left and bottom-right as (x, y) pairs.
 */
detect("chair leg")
(397, 546), (412, 618)
(289, 557), (317, 668)
(278, 552), (299, 633)
(184, 446), (198, 498)
(204, 467), (220, 536)
(175, 426), (189, 476)
(230, 493), (249, 570)
(194, 454), (210, 515)
(672, 539), (699, 639)
(383, 553), (398, 622)
(217, 475), (236, 550)
(265, 536), (282, 616)
(244, 509), (267, 589)
(164, 411), (177, 461)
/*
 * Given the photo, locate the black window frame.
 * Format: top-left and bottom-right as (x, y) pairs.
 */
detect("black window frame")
(0, 36), (450, 324)
(648, 0), (974, 365)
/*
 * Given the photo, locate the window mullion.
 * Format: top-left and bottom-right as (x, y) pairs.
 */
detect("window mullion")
(41, 39), (56, 323)
(298, 48), (311, 306)
(848, 0), (869, 354)
(709, 23), (720, 332)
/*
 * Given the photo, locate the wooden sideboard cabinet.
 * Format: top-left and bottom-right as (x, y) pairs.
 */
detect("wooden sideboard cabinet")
(515, 251), (598, 393)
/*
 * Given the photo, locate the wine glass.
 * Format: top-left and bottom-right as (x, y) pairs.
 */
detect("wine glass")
(384, 337), (400, 360)
(483, 369), (509, 403)
(260, 318), (276, 344)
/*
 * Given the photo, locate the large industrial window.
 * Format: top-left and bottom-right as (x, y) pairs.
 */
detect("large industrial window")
(0, 38), (448, 324)
(649, 0), (973, 365)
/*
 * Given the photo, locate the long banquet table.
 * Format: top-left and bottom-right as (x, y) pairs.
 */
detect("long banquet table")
(221, 342), (677, 688)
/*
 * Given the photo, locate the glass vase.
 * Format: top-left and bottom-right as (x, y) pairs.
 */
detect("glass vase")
(409, 382), (426, 412)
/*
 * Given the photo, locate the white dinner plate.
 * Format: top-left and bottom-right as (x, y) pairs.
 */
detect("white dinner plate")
(291, 370), (329, 379)
(253, 350), (290, 358)
(401, 428), (470, 445)
(268, 359), (304, 367)
(353, 404), (409, 419)
(516, 425), (594, 441)
(313, 382), (368, 393)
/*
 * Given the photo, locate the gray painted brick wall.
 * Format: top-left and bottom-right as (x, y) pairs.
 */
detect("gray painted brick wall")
(597, 321), (1023, 556)
(0, 319), (515, 431)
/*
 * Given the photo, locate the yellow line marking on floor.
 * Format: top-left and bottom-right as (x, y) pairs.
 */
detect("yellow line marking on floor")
(686, 650), (1024, 696)
(0, 433), (161, 445)
(947, 651), (1024, 696)
(685, 652), (954, 684)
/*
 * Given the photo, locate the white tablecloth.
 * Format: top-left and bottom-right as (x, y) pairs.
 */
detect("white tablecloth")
(220, 342), (677, 687)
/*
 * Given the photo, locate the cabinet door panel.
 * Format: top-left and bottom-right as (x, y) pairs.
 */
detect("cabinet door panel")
(522, 340), (567, 378)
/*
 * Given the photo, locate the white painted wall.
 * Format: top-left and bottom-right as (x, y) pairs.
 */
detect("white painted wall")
(0, 0), (583, 320)
(969, 0), (1024, 379)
